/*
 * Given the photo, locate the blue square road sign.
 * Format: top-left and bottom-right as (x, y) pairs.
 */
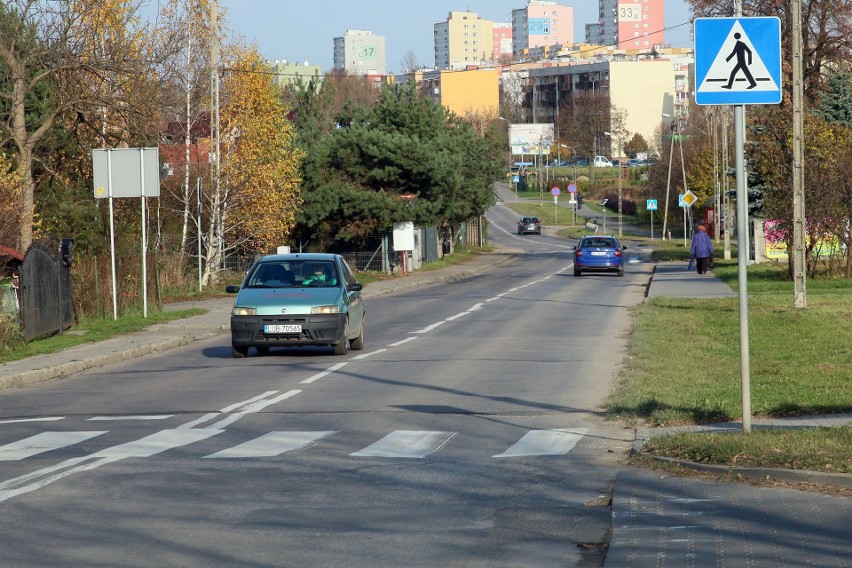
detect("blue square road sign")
(694, 17), (782, 106)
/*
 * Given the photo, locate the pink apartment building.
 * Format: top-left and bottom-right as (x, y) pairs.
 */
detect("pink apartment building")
(599, 0), (666, 49)
(492, 22), (512, 62)
(511, 1), (573, 58)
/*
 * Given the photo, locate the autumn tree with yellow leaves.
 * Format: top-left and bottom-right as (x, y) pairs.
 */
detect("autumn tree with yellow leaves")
(201, 45), (303, 284)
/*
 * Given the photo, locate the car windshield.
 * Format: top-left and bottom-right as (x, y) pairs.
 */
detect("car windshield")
(246, 260), (338, 288)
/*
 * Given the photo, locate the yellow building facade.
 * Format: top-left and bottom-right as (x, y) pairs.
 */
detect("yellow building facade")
(420, 68), (500, 118)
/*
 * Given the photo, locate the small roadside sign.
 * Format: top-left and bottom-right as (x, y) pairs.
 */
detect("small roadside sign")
(679, 190), (698, 208)
(646, 199), (658, 211)
(567, 183), (577, 194)
(551, 187), (560, 196)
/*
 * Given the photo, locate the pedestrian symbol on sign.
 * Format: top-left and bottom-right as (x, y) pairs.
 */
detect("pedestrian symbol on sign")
(722, 32), (757, 90)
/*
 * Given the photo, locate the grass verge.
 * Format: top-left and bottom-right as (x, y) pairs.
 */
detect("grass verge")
(0, 308), (204, 364)
(605, 258), (852, 476)
(640, 427), (852, 474)
(606, 260), (852, 426)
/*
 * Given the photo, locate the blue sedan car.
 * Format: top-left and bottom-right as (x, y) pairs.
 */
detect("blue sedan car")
(572, 235), (627, 277)
(225, 253), (365, 357)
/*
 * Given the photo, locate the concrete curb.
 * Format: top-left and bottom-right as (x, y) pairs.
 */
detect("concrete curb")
(0, 330), (224, 390)
(643, 454), (852, 490)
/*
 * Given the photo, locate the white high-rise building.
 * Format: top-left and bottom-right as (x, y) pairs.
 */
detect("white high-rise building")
(333, 29), (387, 76)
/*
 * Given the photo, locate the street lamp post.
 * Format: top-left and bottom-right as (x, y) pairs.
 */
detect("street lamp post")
(605, 132), (623, 237)
(499, 116), (515, 201)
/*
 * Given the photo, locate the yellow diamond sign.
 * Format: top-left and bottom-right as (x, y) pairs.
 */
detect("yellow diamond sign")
(680, 190), (698, 207)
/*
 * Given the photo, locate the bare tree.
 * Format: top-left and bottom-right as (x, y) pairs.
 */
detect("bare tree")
(557, 92), (610, 160)
(400, 49), (418, 74)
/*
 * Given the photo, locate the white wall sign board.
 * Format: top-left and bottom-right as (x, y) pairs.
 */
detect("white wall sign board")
(93, 148), (161, 198)
(392, 222), (415, 251)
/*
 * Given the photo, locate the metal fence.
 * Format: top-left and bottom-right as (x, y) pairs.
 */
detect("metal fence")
(216, 218), (483, 276)
(20, 243), (75, 342)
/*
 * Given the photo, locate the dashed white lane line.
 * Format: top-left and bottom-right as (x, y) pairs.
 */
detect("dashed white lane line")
(388, 336), (418, 347)
(88, 415), (174, 421)
(352, 349), (386, 360)
(301, 362), (348, 384)
(220, 391), (279, 413)
(445, 312), (469, 322)
(0, 417), (63, 425)
(413, 321), (447, 334)
(207, 390), (302, 429)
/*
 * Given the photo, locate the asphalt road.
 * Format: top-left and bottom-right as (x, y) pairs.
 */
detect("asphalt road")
(0, 202), (657, 567)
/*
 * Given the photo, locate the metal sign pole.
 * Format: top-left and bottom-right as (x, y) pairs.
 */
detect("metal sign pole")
(107, 151), (118, 320)
(735, 103), (752, 433)
(140, 150), (148, 318)
(197, 178), (203, 291)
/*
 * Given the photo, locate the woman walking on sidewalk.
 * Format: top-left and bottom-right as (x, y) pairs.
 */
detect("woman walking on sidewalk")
(691, 225), (714, 274)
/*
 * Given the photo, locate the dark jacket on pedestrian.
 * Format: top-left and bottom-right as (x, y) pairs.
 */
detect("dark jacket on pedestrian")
(691, 226), (713, 259)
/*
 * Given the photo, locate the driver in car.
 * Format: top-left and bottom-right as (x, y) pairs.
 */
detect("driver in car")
(302, 264), (336, 286)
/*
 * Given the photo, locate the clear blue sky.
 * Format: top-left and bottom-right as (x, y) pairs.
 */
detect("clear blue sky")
(154, 1), (693, 72)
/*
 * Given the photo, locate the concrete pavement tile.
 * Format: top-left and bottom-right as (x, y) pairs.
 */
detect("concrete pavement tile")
(606, 467), (852, 567)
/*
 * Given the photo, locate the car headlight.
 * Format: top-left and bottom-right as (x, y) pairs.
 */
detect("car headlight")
(231, 307), (257, 316)
(311, 305), (340, 314)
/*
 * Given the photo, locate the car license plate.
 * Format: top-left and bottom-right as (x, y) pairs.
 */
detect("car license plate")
(264, 324), (301, 334)
(590, 251), (607, 256)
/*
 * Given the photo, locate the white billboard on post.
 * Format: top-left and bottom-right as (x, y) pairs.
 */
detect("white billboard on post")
(93, 147), (160, 198)
(509, 123), (554, 156)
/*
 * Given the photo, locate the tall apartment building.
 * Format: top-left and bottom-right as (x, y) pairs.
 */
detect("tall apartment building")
(493, 22), (513, 62)
(332, 29), (387, 76)
(434, 11), (493, 70)
(598, 0), (665, 48)
(511, 1), (573, 59)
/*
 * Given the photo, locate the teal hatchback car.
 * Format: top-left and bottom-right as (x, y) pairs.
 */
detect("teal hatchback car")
(225, 253), (365, 357)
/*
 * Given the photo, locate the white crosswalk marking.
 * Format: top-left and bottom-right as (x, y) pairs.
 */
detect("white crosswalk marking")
(351, 430), (457, 458)
(203, 431), (337, 459)
(0, 431), (107, 461)
(0, 427), (591, 466)
(493, 428), (588, 457)
(92, 429), (222, 458)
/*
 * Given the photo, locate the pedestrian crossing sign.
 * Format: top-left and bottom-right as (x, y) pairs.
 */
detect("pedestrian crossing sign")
(694, 17), (782, 106)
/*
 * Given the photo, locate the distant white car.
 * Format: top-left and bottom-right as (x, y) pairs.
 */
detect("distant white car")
(593, 156), (613, 167)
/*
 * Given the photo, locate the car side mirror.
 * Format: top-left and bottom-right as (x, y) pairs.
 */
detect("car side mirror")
(225, 285), (240, 294)
(622, 245), (628, 250)
(348, 282), (363, 292)
(571, 245), (577, 251)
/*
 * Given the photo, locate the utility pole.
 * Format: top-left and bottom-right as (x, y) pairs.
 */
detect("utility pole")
(662, 118), (676, 240)
(791, 0), (807, 308)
